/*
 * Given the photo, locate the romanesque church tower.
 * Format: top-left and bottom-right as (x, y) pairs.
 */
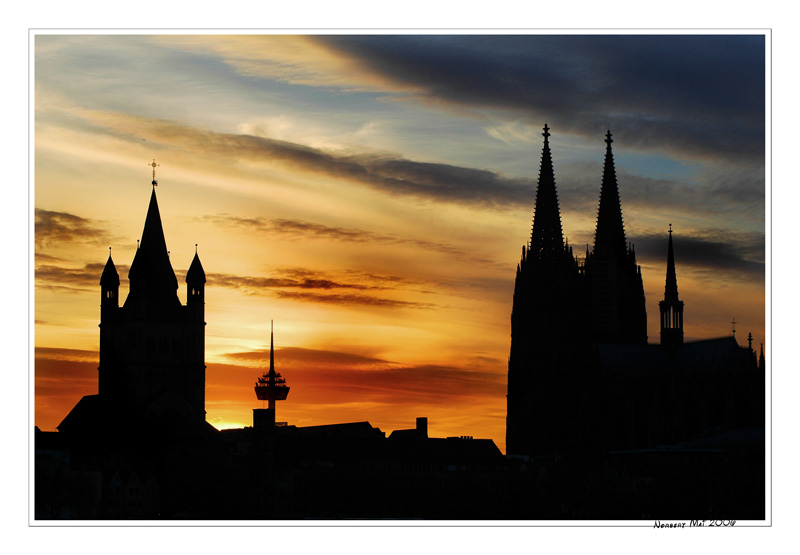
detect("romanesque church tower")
(97, 168), (207, 427)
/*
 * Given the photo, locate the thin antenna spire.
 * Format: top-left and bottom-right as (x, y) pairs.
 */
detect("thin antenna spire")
(270, 319), (275, 375)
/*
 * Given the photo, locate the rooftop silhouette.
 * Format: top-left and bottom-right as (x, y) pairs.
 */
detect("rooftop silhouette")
(36, 150), (765, 521)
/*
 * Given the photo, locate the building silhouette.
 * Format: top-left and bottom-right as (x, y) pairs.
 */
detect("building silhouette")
(506, 125), (764, 459)
(58, 165), (213, 438)
(37, 167), (512, 519)
(36, 149), (765, 520)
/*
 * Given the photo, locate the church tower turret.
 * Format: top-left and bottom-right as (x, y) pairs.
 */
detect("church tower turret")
(100, 249), (120, 316)
(99, 249), (120, 398)
(186, 246), (206, 315)
(659, 224), (684, 351)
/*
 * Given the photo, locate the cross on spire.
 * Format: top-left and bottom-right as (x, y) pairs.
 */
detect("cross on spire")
(150, 159), (160, 186)
(669, 223), (673, 235)
(731, 318), (737, 337)
(605, 130), (613, 146)
(542, 123), (550, 142)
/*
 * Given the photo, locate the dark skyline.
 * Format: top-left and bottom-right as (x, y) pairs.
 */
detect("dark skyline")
(33, 33), (766, 452)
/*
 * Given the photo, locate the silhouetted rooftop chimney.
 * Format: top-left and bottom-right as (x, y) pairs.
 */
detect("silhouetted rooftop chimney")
(416, 417), (428, 438)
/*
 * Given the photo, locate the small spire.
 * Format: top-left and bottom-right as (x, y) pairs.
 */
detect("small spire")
(101, 248), (120, 287)
(731, 318), (737, 338)
(748, 332), (753, 350)
(664, 225), (679, 300)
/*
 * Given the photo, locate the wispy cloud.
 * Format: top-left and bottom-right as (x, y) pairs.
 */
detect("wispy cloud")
(208, 267), (388, 294)
(217, 345), (505, 405)
(223, 346), (391, 368)
(634, 229), (765, 281)
(35, 262), (128, 291)
(314, 35), (765, 164)
(35, 208), (114, 249)
(200, 214), (495, 263)
(207, 267), (438, 309)
(274, 290), (438, 310)
(52, 107), (535, 211)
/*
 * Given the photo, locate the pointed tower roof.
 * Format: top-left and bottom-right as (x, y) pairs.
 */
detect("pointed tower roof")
(186, 246), (206, 285)
(100, 249), (120, 287)
(529, 124), (565, 259)
(663, 224), (680, 303)
(593, 130), (628, 258)
(126, 186), (179, 304)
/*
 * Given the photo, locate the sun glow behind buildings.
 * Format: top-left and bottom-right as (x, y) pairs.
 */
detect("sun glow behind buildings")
(34, 34), (766, 454)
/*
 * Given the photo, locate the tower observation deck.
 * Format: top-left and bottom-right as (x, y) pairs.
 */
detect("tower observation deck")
(254, 321), (290, 417)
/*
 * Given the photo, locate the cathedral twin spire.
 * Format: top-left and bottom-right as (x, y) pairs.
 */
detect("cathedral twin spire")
(524, 124), (648, 345)
(528, 125), (630, 263)
(593, 131), (628, 259)
(529, 124), (566, 260)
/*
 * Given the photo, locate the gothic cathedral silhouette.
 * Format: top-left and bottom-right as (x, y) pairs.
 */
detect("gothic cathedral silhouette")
(506, 125), (763, 458)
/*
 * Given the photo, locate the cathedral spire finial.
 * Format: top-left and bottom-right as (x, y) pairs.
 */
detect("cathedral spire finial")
(605, 130), (613, 146)
(543, 123), (550, 142)
(150, 159), (160, 187)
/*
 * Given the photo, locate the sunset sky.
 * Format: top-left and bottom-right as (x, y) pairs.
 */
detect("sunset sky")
(33, 33), (767, 453)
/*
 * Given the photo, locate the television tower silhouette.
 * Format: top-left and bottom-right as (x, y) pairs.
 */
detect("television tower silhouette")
(253, 321), (290, 428)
